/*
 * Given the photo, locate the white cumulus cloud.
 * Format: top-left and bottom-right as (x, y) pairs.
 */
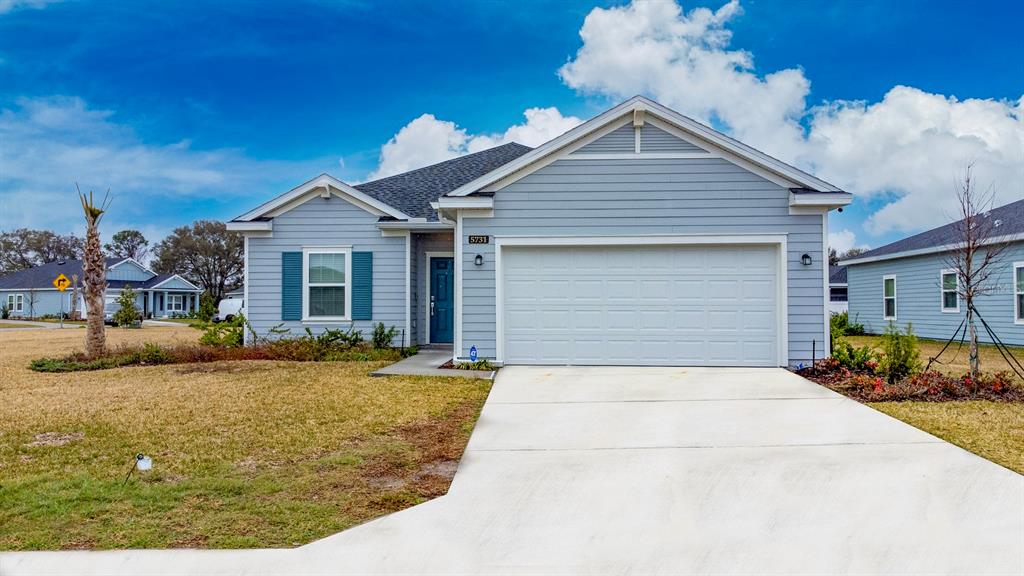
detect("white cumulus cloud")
(828, 229), (867, 255)
(368, 107), (581, 180)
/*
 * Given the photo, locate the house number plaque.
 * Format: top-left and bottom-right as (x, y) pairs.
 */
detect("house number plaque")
(468, 235), (490, 244)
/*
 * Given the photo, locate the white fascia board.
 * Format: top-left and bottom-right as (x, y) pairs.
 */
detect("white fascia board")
(109, 257), (158, 278)
(437, 196), (493, 209)
(447, 95), (843, 197)
(226, 221), (273, 232)
(789, 191), (854, 207)
(841, 234), (1024, 266)
(234, 174), (410, 222)
(377, 220), (454, 231)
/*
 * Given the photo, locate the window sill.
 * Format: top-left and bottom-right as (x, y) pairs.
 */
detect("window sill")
(940, 309), (960, 314)
(301, 318), (352, 324)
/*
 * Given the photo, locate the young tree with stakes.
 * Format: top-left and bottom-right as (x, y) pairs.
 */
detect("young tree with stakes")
(79, 187), (111, 358)
(945, 165), (1010, 378)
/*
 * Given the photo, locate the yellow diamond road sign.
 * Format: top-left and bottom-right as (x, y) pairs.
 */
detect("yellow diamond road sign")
(53, 273), (71, 291)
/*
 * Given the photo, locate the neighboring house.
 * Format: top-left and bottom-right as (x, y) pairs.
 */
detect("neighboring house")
(0, 257), (202, 319)
(228, 96), (851, 367)
(842, 198), (1024, 345)
(829, 265), (848, 315)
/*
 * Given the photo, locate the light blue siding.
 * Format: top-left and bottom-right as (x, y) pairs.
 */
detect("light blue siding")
(847, 243), (1024, 346)
(246, 195), (406, 339)
(0, 289), (69, 317)
(640, 124), (708, 153)
(151, 276), (195, 290)
(461, 156), (827, 366)
(108, 260), (152, 282)
(575, 123), (634, 154)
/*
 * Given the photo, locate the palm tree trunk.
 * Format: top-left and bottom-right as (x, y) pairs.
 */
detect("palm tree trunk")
(79, 189), (108, 358)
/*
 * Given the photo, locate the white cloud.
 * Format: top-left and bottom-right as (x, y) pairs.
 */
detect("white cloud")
(828, 229), (867, 255)
(0, 0), (60, 15)
(556, 0), (1024, 236)
(0, 96), (314, 234)
(368, 107), (581, 180)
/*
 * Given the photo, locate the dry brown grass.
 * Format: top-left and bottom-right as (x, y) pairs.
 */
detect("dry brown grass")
(0, 326), (491, 550)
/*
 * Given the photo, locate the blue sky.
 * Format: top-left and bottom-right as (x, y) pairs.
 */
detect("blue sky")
(1, 0), (1021, 252)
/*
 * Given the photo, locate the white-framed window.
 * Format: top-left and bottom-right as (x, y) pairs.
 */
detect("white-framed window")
(1014, 262), (1024, 325)
(167, 294), (184, 312)
(6, 293), (23, 313)
(883, 275), (897, 320)
(940, 269), (959, 313)
(303, 246), (351, 321)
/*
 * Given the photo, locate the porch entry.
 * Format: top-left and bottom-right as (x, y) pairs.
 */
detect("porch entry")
(429, 256), (455, 344)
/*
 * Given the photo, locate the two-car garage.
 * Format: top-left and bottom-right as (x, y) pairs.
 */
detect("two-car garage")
(499, 240), (783, 367)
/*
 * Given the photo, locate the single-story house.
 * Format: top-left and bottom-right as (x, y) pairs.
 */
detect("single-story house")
(842, 198), (1024, 345)
(0, 257), (202, 319)
(829, 265), (848, 315)
(228, 96), (852, 367)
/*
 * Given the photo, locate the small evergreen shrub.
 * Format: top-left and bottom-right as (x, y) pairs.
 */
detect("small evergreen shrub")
(198, 292), (217, 322)
(112, 285), (142, 327)
(456, 359), (495, 371)
(876, 322), (922, 384)
(831, 338), (877, 372)
(1, 304), (9, 319)
(371, 323), (400, 349)
(199, 314), (245, 347)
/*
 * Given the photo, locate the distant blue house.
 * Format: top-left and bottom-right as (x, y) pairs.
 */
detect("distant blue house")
(842, 199), (1024, 346)
(0, 257), (202, 319)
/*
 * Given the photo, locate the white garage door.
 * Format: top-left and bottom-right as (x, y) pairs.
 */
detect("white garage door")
(501, 244), (779, 366)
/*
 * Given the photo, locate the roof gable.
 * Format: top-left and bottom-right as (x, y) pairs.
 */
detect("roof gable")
(445, 96), (847, 198)
(233, 174), (413, 223)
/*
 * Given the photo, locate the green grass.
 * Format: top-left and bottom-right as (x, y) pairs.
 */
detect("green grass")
(869, 401), (1024, 474)
(0, 327), (491, 550)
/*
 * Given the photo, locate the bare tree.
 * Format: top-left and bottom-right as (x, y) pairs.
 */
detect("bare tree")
(79, 186), (111, 358)
(944, 165), (1010, 377)
(26, 289), (38, 319)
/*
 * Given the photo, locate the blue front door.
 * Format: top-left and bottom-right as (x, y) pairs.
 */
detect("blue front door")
(430, 257), (454, 344)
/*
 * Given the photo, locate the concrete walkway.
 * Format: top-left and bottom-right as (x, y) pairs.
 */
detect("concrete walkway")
(3, 366), (1022, 575)
(371, 345), (494, 379)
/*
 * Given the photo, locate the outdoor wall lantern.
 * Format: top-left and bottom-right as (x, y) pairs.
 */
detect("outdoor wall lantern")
(801, 253), (813, 266)
(474, 254), (484, 266)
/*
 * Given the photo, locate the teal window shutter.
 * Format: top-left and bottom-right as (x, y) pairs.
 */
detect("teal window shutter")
(351, 251), (373, 320)
(281, 252), (302, 321)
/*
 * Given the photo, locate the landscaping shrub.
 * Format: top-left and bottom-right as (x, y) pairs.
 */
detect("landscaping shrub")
(199, 314), (245, 347)
(112, 285), (142, 327)
(198, 292), (217, 322)
(456, 359), (495, 371)
(831, 338), (877, 372)
(876, 322), (923, 384)
(1, 304), (9, 319)
(371, 322), (400, 349)
(830, 311), (865, 342)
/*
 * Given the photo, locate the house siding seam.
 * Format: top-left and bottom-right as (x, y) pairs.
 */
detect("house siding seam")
(847, 243), (1024, 346)
(247, 195), (405, 338)
(459, 156), (826, 366)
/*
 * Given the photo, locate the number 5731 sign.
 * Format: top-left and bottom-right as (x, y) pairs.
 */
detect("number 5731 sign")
(53, 274), (71, 291)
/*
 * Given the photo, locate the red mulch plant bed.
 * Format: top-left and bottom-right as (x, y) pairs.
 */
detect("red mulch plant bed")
(798, 358), (1024, 403)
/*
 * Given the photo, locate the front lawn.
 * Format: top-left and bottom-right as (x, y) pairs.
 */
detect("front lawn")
(869, 401), (1024, 474)
(0, 327), (490, 550)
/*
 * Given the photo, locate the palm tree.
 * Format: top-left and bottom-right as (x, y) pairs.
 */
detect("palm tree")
(79, 186), (111, 358)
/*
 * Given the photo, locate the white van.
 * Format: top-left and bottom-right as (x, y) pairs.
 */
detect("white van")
(214, 297), (245, 323)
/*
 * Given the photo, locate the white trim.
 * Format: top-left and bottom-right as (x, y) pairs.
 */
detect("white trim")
(446, 95), (843, 198)
(437, 197), (493, 209)
(6, 293), (24, 313)
(493, 234), (789, 367)
(226, 221), (273, 232)
(424, 251), (455, 345)
(940, 268), (960, 314)
(301, 246), (352, 322)
(377, 220), (454, 231)
(149, 274), (202, 291)
(840, 233), (1024, 266)
(166, 294), (185, 313)
(830, 283), (849, 288)
(404, 232), (411, 347)
(633, 125), (641, 153)
(822, 212), (831, 357)
(454, 212), (463, 361)
(789, 191), (854, 207)
(243, 235), (250, 345)
(1014, 262), (1024, 325)
(234, 174), (411, 222)
(561, 152), (714, 161)
(883, 275), (897, 321)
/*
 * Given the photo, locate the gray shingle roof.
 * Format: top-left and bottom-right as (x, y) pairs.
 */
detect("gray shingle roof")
(353, 143), (532, 220)
(848, 198), (1024, 262)
(0, 258), (192, 290)
(829, 265), (847, 284)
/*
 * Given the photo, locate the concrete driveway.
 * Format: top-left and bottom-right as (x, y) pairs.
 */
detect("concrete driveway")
(3, 366), (1022, 575)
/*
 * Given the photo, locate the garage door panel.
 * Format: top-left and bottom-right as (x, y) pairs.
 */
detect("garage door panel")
(502, 244), (778, 366)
